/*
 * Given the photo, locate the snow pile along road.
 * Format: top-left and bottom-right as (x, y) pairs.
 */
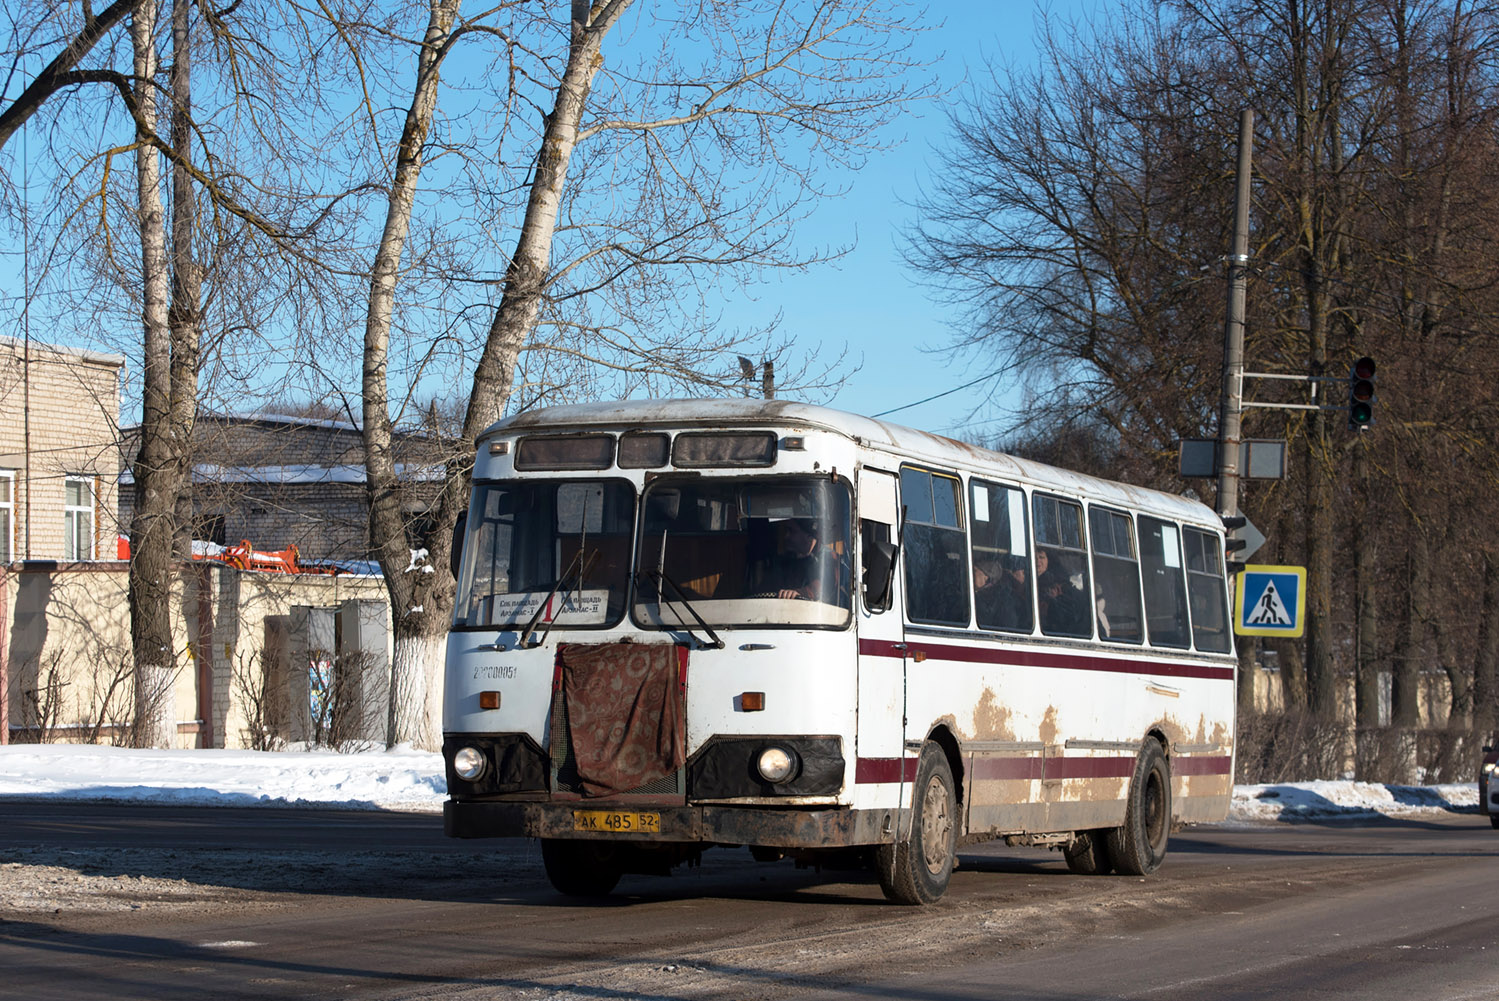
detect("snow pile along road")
(1232, 779), (1476, 822)
(0, 745), (447, 812)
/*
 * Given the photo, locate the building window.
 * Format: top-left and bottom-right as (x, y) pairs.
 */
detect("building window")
(0, 469), (13, 563)
(64, 476), (94, 561)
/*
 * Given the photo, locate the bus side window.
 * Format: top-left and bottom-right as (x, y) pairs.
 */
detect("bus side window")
(1033, 494), (1092, 638)
(1138, 515), (1190, 648)
(900, 466), (969, 627)
(861, 521), (895, 612)
(970, 478), (1033, 634)
(1088, 506), (1143, 644)
(1184, 528), (1232, 652)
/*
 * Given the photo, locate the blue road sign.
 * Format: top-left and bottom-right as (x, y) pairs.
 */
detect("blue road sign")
(1234, 565), (1307, 638)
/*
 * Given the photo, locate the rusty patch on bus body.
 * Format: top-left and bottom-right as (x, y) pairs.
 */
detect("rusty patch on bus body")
(1156, 714), (1190, 750)
(971, 688), (1015, 740)
(1038, 705), (1059, 746)
(1053, 774), (1127, 804)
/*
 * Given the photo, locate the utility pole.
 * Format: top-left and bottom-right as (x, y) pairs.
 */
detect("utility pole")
(1219, 109), (1256, 716)
(1217, 108), (1254, 526)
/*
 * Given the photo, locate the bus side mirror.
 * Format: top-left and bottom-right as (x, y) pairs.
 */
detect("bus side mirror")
(450, 512), (467, 580)
(863, 538), (896, 612)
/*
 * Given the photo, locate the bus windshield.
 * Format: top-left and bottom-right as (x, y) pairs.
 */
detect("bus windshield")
(455, 479), (635, 630)
(634, 476), (852, 628)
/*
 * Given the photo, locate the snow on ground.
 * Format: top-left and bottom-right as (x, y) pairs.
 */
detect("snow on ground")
(0, 745), (447, 812)
(0, 744), (1480, 821)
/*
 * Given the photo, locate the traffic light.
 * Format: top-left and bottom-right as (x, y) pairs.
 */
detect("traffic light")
(1221, 515), (1248, 555)
(1347, 356), (1376, 431)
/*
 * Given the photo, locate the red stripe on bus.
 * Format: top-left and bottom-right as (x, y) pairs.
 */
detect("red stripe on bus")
(857, 638), (1234, 681)
(969, 756), (1045, 781)
(1169, 755), (1233, 776)
(1043, 756), (1137, 780)
(855, 757), (920, 784)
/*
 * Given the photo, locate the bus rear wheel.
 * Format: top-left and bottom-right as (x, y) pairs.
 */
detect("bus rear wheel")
(876, 742), (957, 905)
(1106, 738), (1171, 876)
(541, 839), (623, 897)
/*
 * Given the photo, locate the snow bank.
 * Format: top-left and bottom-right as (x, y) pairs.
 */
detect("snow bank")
(0, 745), (447, 812)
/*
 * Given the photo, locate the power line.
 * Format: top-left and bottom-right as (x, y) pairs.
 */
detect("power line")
(872, 368), (1006, 419)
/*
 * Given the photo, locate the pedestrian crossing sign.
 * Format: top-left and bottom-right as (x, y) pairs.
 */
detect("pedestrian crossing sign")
(1234, 565), (1307, 637)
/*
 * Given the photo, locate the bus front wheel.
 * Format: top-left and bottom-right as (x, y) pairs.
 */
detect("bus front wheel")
(1106, 738), (1171, 876)
(876, 742), (957, 905)
(541, 838), (623, 897)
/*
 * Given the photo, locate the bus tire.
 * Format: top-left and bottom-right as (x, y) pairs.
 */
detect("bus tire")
(541, 839), (623, 897)
(1063, 829), (1114, 875)
(875, 742), (956, 905)
(1106, 738), (1171, 876)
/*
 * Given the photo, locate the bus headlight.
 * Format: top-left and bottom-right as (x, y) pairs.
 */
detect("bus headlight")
(756, 746), (798, 784)
(453, 746), (487, 781)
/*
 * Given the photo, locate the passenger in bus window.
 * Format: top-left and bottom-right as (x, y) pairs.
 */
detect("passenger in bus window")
(1037, 548), (1089, 635)
(765, 518), (821, 600)
(975, 556), (1029, 631)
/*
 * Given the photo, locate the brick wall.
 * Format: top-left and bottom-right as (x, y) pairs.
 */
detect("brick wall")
(0, 338), (124, 562)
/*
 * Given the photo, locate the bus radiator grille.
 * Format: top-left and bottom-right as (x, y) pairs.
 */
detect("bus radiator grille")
(548, 685), (684, 797)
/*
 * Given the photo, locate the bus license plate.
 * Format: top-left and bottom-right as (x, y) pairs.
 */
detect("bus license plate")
(572, 810), (661, 834)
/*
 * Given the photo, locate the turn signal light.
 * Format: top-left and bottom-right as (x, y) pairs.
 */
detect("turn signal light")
(739, 692), (765, 711)
(478, 691), (501, 710)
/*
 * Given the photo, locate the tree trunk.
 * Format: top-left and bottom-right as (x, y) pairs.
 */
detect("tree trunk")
(1353, 438), (1379, 730)
(362, 2), (631, 749)
(461, 5), (621, 445)
(1275, 638), (1308, 715)
(361, 0), (464, 750)
(128, 0), (178, 748)
(1236, 638), (1257, 716)
(1303, 314), (1336, 719)
(127, 0), (200, 748)
(1391, 528), (1428, 728)
(388, 631), (446, 748)
(1474, 553), (1499, 739)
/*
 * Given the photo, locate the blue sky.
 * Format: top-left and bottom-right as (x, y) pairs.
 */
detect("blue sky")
(766, 1), (1091, 439)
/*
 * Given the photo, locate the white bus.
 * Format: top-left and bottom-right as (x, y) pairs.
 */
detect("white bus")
(443, 400), (1236, 903)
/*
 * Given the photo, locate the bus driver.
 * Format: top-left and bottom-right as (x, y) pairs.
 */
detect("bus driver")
(766, 517), (822, 600)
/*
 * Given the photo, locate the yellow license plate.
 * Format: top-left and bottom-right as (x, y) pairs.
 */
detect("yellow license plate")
(572, 810), (661, 834)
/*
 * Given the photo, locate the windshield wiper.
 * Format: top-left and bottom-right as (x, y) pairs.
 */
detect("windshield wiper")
(638, 568), (725, 650)
(518, 549), (599, 649)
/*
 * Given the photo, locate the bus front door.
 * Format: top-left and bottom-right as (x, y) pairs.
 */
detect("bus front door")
(855, 468), (908, 798)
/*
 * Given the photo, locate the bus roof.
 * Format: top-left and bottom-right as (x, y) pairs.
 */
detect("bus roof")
(484, 399), (1219, 529)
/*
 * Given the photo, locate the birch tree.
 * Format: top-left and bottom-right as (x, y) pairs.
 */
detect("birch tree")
(358, 0), (927, 748)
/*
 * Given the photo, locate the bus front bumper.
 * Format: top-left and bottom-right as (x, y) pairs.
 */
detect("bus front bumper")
(444, 799), (891, 847)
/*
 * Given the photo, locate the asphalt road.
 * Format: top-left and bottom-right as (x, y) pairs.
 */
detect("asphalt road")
(1, 801), (1495, 1001)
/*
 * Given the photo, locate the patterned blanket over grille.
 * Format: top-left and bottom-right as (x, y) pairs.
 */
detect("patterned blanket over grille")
(558, 643), (685, 797)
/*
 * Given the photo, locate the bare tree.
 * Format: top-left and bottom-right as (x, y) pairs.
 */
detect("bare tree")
(355, 0), (928, 747)
(908, 0), (1499, 761)
(0, 0), (145, 150)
